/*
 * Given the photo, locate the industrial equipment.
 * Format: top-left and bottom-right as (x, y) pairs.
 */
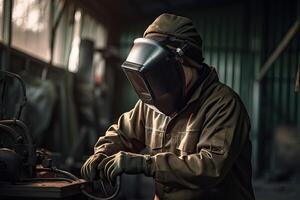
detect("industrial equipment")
(0, 70), (120, 200)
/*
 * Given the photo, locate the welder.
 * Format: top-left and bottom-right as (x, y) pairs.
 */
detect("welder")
(81, 13), (255, 200)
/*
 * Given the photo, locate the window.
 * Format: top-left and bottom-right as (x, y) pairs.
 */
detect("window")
(81, 14), (107, 49)
(68, 9), (82, 72)
(81, 13), (107, 81)
(68, 11), (108, 74)
(11, 0), (50, 61)
(52, 1), (74, 67)
(0, 0), (3, 41)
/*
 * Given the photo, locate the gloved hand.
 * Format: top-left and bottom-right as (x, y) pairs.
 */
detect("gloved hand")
(81, 153), (108, 181)
(97, 151), (154, 184)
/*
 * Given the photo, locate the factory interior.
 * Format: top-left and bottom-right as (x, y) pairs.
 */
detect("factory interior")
(0, 0), (300, 199)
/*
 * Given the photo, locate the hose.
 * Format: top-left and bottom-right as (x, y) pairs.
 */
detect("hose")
(22, 177), (74, 183)
(36, 167), (79, 181)
(36, 167), (121, 200)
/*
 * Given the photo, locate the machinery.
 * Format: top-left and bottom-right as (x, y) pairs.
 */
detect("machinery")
(0, 70), (120, 200)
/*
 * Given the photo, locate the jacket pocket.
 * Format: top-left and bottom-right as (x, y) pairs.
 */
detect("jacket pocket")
(175, 131), (200, 155)
(145, 127), (163, 151)
(200, 144), (225, 155)
(198, 126), (227, 155)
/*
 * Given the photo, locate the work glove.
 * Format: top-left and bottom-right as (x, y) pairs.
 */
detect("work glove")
(81, 153), (108, 181)
(97, 151), (154, 184)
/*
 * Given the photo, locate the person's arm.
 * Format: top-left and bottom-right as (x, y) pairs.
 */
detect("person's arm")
(81, 100), (146, 180)
(149, 96), (250, 189)
(94, 100), (146, 156)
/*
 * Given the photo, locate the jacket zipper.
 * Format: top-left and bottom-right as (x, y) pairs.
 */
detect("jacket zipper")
(161, 116), (173, 152)
(161, 105), (191, 152)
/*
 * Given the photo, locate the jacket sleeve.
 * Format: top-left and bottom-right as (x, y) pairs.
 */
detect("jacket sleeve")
(149, 96), (251, 189)
(94, 100), (146, 156)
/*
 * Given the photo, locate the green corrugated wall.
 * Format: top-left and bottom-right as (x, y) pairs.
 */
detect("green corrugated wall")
(117, 0), (300, 176)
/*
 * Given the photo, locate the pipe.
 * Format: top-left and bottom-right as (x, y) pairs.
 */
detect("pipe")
(256, 19), (300, 81)
(22, 177), (74, 183)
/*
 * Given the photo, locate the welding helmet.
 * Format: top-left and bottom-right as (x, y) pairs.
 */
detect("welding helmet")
(121, 38), (190, 116)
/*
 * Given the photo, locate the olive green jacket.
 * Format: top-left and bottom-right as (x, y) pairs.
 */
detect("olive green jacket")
(94, 67), (255, 200)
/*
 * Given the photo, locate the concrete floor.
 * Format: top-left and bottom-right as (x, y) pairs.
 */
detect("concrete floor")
(254, 180), (300, 200)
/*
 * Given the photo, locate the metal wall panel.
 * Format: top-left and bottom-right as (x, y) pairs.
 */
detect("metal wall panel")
(258, 0), (300, 174)
(118, 4), (250, 113)
(118, 0), (300, 175)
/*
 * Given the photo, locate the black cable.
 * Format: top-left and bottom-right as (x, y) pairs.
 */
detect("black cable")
(0, 80), (7, 119)
(0, 70), (27, 119)
(0, 123), (19, 141)
(0, 119), (32, 146)
(81, 176), (121, 200)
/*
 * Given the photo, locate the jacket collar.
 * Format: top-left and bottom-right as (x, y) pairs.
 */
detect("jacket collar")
(186, 66), (219, 106)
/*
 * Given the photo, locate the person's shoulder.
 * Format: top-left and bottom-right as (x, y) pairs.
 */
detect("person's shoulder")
(214, 82), (240, 100)
(204, 81), (248, 113)
(202, 66), (241, 101)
